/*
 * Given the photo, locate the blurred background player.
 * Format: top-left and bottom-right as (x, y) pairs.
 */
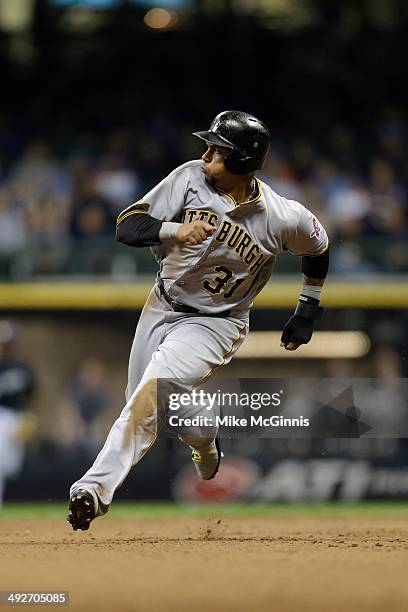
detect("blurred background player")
(0, 321), (36, 506)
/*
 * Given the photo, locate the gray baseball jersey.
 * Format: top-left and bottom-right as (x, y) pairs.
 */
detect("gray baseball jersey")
(70, 160), (328, 511)
(118, 160), (328, 314)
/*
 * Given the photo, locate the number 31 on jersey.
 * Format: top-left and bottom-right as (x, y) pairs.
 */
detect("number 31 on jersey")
(202, 266), (245, 299)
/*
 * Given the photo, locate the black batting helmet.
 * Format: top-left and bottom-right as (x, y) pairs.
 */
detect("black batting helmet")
(193, 110), (270, 175)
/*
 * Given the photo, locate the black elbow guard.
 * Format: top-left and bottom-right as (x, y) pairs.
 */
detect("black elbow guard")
(302, 247), (329, 279)
(116, 212), (163, 247)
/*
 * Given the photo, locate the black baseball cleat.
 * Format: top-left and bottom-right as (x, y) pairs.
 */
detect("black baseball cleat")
(67, 490), (96, 531)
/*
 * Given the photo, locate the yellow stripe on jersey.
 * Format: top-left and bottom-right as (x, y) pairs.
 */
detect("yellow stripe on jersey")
(215, 178), (263, 207)
(116, 200), (149, 225)
(192, 322), (247, 386)
(116, 209), (146, 226)
(215, 187), (236, 206)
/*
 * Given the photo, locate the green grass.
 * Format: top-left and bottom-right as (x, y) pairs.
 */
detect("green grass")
(0, 501), (407, 520)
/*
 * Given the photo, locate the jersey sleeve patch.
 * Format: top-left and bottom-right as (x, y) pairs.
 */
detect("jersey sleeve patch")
(284, 202), (329, 257)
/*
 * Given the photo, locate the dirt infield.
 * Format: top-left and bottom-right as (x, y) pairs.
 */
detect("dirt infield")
(1, 515), (408, 612)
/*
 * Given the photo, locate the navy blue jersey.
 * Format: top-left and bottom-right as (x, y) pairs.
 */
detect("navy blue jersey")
(0, 362), (35, 411)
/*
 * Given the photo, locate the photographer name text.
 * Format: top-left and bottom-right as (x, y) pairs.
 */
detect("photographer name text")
(168, 415), (309, 428)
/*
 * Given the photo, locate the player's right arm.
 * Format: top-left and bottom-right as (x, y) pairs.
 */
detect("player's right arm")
(115, 163), (215, 247)
(116, 212), (214, 247)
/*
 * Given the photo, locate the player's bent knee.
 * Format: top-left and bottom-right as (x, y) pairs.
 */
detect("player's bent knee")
(127, 377), (158, 430)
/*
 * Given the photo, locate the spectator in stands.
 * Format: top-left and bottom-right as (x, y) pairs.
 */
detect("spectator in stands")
(327, 176), (370, 238)
(363, 159), (406, 237)
(0, 190), (27, 278)
(69, 170), (115, 274)
(259, 154), (302, 201)
(95, 154), (140, 213)
(8, 140), (71, 222)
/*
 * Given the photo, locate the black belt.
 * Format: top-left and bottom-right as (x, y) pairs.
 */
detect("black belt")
(157, 279), (231, 317)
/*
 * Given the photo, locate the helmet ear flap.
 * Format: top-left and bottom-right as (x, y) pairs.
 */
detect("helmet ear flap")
(224, 149), (256, 175)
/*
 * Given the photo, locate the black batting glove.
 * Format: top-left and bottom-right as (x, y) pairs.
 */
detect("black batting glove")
(281, 298), (323, 346)
(281, 314), (315, 345)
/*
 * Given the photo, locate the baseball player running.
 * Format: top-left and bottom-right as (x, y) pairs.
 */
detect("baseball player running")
(68, 110), (329, 530)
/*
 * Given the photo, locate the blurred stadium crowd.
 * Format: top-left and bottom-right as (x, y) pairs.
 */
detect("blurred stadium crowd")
(0, 0), (406, 279)
(0, 110), (406, 279)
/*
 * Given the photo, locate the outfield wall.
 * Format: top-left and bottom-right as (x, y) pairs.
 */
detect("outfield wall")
(0, 303), (407, 503)
(1, 280), (408, 309)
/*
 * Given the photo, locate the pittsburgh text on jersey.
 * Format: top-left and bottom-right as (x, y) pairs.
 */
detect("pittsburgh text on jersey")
(215, 220), (265, 275)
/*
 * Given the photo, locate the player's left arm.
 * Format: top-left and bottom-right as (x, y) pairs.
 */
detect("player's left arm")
(281, 206), (329, 351)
